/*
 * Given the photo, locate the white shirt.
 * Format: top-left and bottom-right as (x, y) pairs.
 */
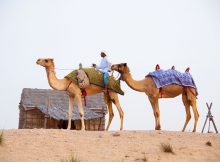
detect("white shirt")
(97, 56), (112, 73)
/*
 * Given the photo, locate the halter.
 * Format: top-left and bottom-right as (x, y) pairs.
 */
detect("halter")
(111, 70), (121, 80)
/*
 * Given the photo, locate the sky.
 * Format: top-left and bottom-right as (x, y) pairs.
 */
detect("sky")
(0, 0), (220, 132)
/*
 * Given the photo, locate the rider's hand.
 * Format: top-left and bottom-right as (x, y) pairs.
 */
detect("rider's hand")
(92, 63), (96, 68)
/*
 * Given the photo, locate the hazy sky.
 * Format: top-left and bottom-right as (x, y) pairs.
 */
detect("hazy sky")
(0, 0), (219, 132)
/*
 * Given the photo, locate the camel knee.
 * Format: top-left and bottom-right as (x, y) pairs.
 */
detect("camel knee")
(68, 110), (72, 116)
(120, 111), (124, 119)
(186, 114), (191, 121)
(109, 111), (114, 121)
(109, 112), (114, 120)
(192, 109), (199, 121)
(197, 111), (199, 119)
(194, 115), (199, 122)
(79, 112), (84, 118)
(154, 112), (160, 118)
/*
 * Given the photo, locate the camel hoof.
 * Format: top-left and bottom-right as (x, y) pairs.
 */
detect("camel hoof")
(155, 126), (161, 130)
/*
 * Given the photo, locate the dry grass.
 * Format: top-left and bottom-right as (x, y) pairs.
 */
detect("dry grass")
(160, 142), (175, 154)
(60, 155), (82, 162)
(206, 141), (212, 146)
(135, 155), (148, 161)
(0, 130), (3, 145)
(112, 132), (120, 137)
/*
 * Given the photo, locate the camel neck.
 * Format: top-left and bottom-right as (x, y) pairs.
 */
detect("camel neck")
(122, 72), (145, 92)
(45, 65), (69, 90)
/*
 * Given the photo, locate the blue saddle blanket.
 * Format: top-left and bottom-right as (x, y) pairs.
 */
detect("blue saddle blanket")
(146, 69), (198, 95)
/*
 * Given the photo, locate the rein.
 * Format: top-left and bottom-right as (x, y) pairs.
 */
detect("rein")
(54, 68), (74, 71)
(112, 70), (121, 80)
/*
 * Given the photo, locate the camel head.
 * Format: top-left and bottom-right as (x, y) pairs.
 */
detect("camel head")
(111, 63), (130, 74)
(36, 58), (54, 68)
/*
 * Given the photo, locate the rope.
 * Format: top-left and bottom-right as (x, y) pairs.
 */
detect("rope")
(111, 70), (121, 80)
(54, 68), (74, 71)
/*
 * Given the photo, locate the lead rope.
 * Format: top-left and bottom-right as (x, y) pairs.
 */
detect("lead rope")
(111, 70), (121, 80)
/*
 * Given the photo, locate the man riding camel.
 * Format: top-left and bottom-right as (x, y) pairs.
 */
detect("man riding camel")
(92, 52), (112, 93)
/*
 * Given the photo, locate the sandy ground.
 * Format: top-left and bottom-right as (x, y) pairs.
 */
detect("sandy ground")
(0, 129), (219, 162)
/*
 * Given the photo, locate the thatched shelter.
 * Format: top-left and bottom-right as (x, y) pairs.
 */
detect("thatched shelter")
(19, 88), (107, 130)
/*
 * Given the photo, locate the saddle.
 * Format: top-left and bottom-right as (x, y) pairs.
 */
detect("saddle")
(65, 68), (124, 95)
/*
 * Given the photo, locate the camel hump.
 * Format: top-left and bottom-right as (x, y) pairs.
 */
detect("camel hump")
(185, 67), (190, 72)
(155, 64), (160, 70)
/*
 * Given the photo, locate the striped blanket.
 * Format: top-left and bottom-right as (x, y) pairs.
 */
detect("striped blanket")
(146, 69), (198, 95)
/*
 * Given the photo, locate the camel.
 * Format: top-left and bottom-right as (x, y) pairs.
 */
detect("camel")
(36, 58), (124, 130)
(111, 63), (199, 132)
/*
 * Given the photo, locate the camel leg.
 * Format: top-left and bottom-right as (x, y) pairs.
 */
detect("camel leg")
(75, 94), (85, 130)
(67, 95), (74, 130)
(182, 94), (191, 132)
(190, 99), (199, 132)
(104, 94), (114, 131)
(148, 96), (161, 130)
(186, 88), (199, 132)
(109, 92), (124, 130)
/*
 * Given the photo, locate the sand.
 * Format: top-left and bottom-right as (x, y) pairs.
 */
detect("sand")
(0, 129), (219, 162)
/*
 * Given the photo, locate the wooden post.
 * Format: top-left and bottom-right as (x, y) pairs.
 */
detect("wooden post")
(44, 115), (48, 129)
(44, 92), (50, 129)
(98, 107), (105, 131)
(202, 102), (218, 133)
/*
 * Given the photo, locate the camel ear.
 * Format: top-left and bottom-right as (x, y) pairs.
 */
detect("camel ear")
(185, 67), (190, 72)
(123, 63), (127, 67)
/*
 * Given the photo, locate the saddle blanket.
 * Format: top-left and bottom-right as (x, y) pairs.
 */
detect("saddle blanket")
(65, 68), (124, 95)
(146, 69), (198, 95)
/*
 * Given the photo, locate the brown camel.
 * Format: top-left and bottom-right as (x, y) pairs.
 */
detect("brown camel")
(36, 58), (124, 130)
(111, 63), (199, 132)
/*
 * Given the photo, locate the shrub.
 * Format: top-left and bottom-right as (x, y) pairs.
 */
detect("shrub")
(0, 130), (3, 145)
(206, 141), (212, 146)
(61, 155), (82, 162)
(135, 155), (148, 161)
(160, 142), (174, 154)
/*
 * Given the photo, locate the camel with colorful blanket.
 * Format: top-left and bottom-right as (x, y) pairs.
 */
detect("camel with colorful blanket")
(111, 63), (199, 132)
